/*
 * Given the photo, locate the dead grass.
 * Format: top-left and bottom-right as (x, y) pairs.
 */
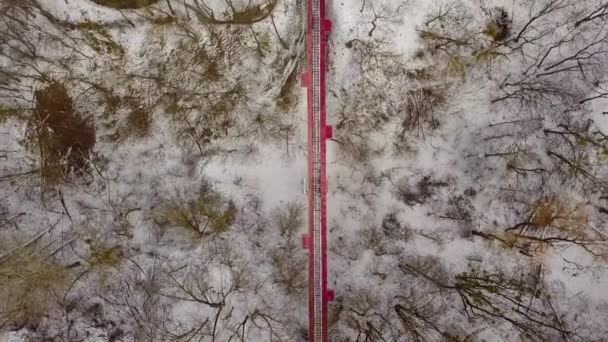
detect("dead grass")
(31, 82), (95, 184)
(0, 244), (68, 328)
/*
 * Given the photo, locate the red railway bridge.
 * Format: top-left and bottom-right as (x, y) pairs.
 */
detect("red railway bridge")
(300, 0), (332, 341)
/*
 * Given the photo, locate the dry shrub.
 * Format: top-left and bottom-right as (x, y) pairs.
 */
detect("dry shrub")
(31, 82), (95, 184)
(207, 86), (240, 130)
(341, 290), (383, 333)
(172, 84), (243, 147)
(405, 67), (433, 82)
(400, 255), (451, 286)
(363, 227), (386, 256)
(0, 244), (68, 328)
(446, 55), (466, 77)
(417, 3), (507, 77)
(272, 201), (303, 238)
(189, 0), (278, 25)
(277, 66), (299, 113)
(381, 212), (411, 241)
(401, 87), (444, 135)
(188, 30), (238, 80)
(270, 201), (305, 295)
(163, 205), (199, 235)
(78, 23), (125, 56)
(483, 7), (512, 42)
(397, 176), (448, 206)
(161, 188), (237, 238)
(158, 24), (252, 147)
(231, 1), (277, 23)
(205, 61), (221, 82)
(89, 245), (125, 267)
(498, 196), (592, 255)
(271, 243), (306, 295)
(335, 133), (372, 163)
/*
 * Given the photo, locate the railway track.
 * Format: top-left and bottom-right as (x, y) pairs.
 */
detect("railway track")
(302, 0), (331, 341)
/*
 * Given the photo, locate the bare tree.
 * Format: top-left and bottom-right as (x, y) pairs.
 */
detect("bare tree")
(399, 256), (575, 341)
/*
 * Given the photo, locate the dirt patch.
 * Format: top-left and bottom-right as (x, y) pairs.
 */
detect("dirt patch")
(91, 0), (159, 9)
(32, 82), (95, 183)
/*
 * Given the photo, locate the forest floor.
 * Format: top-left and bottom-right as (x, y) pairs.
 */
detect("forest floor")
(2, 0), (608, 341)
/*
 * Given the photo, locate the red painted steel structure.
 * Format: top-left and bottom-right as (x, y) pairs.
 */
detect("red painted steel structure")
(301, 0), (332, 340)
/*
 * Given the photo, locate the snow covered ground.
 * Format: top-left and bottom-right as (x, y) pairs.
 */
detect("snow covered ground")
(1, 0), (608, 341)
